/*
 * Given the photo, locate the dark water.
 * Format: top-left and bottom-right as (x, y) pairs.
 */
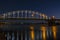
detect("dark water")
(0, 24), (60, 40)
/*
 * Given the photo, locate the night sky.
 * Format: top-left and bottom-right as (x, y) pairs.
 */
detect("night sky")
(0, 0), (60, 18)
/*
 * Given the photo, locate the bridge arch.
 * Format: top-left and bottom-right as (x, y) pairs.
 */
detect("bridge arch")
(0, 10), (48, 19)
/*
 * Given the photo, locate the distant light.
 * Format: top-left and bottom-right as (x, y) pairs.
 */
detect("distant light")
(52, 16), (55, 18)
(32, 14), (34, 17)
(51, 16), (56, 19)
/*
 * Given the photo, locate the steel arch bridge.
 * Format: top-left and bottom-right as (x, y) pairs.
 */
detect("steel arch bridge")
(0, 10), (48, 19)
(0, 10), (50, 24)
(0, 10), (60, 24)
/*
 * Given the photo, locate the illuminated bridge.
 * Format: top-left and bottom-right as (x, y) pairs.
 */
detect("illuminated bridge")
(0, 10), (60, 40)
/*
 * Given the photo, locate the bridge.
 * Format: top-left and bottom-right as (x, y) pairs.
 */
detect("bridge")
(0, 10), (60, 40)
(0, 10), (60, 24)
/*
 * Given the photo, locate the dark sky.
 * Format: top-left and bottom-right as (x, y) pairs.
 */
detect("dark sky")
(0, 0), (60, 18)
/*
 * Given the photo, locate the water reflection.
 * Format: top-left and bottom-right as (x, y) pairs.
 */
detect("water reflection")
(30, 26), (35, 40)
(41, 25), (47, 40)
(51, 25), (57, 40)
(0, 25), (58, 40)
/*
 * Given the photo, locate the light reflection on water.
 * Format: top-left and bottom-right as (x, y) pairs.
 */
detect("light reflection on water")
(41, 25), (47, 40)
(30, 26), (35, 40)
(51, 26), (57, 40)
(29, 25), (57, 40)
(0, 25), (58, 40)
